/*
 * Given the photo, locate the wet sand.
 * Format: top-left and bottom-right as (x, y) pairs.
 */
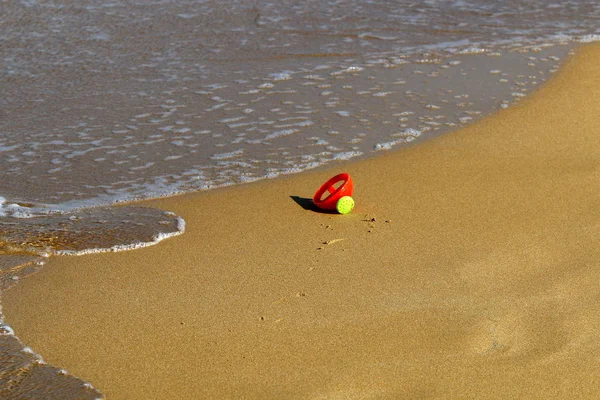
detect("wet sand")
(4, 43), (600, 399)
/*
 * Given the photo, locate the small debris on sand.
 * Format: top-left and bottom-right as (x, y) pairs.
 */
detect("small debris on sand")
(317, 238), (345, 250)
(323, 238), (345, 245)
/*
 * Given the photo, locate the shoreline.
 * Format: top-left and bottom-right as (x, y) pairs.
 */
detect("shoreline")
(3, 43), (600, 399)
(0, 41), (573, 210)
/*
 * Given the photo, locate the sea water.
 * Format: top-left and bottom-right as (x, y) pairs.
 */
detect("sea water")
(0, 0), (598, 397)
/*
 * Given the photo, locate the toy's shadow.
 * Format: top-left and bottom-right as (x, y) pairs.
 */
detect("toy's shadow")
(290, 196), (336, 214)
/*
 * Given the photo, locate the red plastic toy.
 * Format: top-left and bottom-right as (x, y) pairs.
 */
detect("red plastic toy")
(312, 172), (353, 211)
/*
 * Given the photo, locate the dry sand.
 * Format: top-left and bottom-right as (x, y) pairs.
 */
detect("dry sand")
(4, 43), (600, 399)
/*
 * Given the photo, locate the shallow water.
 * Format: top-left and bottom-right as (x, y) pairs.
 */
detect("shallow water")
(0, 0), (599, 397)
(1, 0), (598, 213)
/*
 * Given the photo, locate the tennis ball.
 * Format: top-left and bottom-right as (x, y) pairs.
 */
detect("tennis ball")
(336, 196), (355, 214)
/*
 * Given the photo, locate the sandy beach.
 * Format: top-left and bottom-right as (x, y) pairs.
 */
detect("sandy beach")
(3, 43), (600, 398)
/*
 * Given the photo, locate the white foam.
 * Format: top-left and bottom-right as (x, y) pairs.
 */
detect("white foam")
(338, 66), (364, 75)
(89, 33), (109, 41)
(374, 139), (405, 151)
(577, 34), (600, 43)
(274, 119), (313, 128)
(393, 128), (422, 137)
(220, 116), (245, 123)
(359, 32), (398, 41)
(0, 322), (15, 336)
(177, 13), (197, 19)
(0, 199), (39, 218)
(332, 151), (363, 160)
(211, 149), (244, 160)
(54, 217), (185, 256)
(0, 144), (21, 152)
(335, 111), (351, 117)
(269, 72), (292, 81)
(264, 129), (298, 140)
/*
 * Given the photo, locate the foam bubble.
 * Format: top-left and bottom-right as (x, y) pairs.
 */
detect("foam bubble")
(0, 323), (15, 336)
(374, 139), (406, 151)
(269, 72), (292, 81)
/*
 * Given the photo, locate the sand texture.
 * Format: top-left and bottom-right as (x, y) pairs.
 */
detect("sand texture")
(4, 44), (600, 399)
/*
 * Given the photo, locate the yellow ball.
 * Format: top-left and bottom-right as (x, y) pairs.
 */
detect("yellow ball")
(336, 196), (355, 214)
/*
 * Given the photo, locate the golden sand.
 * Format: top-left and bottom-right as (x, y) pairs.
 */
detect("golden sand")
(4, 43), (600, 399)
